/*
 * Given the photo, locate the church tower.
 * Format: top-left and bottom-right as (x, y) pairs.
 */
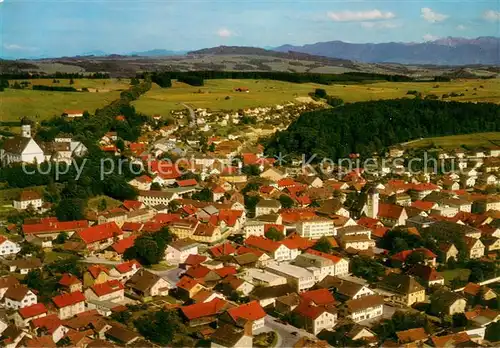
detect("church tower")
(366, 187), (379, 219)
(21, 124), (31, 138)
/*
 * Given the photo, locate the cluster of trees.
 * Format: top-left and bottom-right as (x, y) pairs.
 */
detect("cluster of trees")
(265, 99), (500, 161)
(177, 75), (204, 86)
(134, 309), (185, 345)
(32, 85), (78, 92)
(311, 88), (344, 107)
(350, 255), (386, 283)
(144, 70), (414, 88)
(124, 227), (174, 265)
(372, 311), (434, 343)
(0, 79), (9, 92)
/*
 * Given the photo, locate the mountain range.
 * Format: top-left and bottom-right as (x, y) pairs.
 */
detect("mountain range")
(273, 37), (500, 65)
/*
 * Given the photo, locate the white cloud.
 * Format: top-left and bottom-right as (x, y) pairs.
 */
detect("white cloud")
(483, 10), (500, 21)
(456, 24), (467, 31)
(421, 8), (449, 23)
(3, 44), (37, 51)
(217, 28), (232, 38)
(327, 9), (395, 22)
(361, 21), (399, 29)
(0, 1), (4, 3)
(423, 34), (439, 42)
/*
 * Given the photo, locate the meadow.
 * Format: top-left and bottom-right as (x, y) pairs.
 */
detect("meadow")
(402, 132), (500, 150)
(132, 78), (500, 116)
(1, 78), (129, 122)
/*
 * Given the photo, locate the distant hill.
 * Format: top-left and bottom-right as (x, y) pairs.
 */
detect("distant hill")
(274, 37), (500, 65)
(130, 49), (186, 56)
(188, 45), (356, 68)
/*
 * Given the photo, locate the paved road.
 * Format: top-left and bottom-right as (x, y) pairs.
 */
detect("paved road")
(257, 315), (317, 348)
(180, 103), (196, 127)
(151, 267), (184, 285)
(80, 256), (121, 265)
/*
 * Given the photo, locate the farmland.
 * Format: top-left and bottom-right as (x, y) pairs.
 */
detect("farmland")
(401, 132), (500, 150)
(0, 78), (130, 122)
(132, 78), (500, 116)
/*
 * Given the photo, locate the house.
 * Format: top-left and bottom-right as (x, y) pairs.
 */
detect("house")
(344, 295), (384, 323)
(225, 301), (266, 331)
(22, 219), (89, 240)
(209, 242), (237, 258)
(249, 283), (296, 308)
(125, 269), (171, 298)
(13, 190), (43, 210)
(138, 190), (179, 207)
(176, 276), (205, 300)
(439, 243), (459, 262)
(378, 203), (408, 227)
(243, 268), (287, 287)
(210, 323), (252, 348)
(266, 261), (315, 292)
(180, 298), (230, 326)
(83, 265), (110, 287)
(391, 248), (437, 267)
(245, 236), (297, 261)
(294, 251), (349, 281)
(430, 289), (467, 315)
(464, 237), (485, 259)
(293, 299), (338, 335)
(4, 284), (37, 309)
(13, 303), (48, 327)
(463, 282), (497, 302)
(465, 307), (500, 327)
(165, 239), (199, 264)
(377, 273), (425, 307)
(255, 199), (282, 217)
(7, 258), (39, 276)
(52, 291), (86, 319)
(408, 265), (445, 287)
(316, 276), (374, 300)
(85, 280), (125, 303)
(0, 275), (19, 300)
(260, 167), (286, 181)
(429, 332), (473, 347)
(0, 125), (45, 165)
(31, 314), (69, 343)
(108, 260), (141, 282)
(58, 273), (83, 293)
(219, 275), (254, 297)
(340, 234), (376, 251)
(128, 175), (153, 191)
(0, 236), (20, 257)
(105, 324), (140, 346)
(63, 110), (84, 118)
(75, 222), (123, 252)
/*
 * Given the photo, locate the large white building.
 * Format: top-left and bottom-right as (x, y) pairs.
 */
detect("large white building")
(296, 218), (335, 239)
(266, 261), (315, 292)
(1, 125), (44, 165)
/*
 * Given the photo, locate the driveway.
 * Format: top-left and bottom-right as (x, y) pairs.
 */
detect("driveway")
(255, 315), (317, 348)
(151, 267), (184, 285)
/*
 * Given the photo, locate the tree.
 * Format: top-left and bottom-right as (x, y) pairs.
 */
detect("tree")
(485, 321), (500, 342)
(406, 251), (426, 266)
(313, 236), (333, 253)
(116, 138), (125, 152)
(168, 200), (180, 212)
(54, 232), (68, 244)
(69, 78), (74, 85)
(97, 199), (107, 212)
(130, 77), (140, 86)
(150, 182), (162, 191)
(125, 235), (161, 265)
(56, 198), (86, 221)
(314, 88), (327, 98)
(192, 188), (212, 202)
(134, 309), (185, 345)
(242, 165), (261, 176)
(351, 256), (385, 283)
(279, 194), (294, 209)
(452, 313), (468, 328)
(265, 227), (284, 241)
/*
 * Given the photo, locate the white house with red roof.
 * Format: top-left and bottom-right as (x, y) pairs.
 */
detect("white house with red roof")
(244, 236), (297, 261)
(226, 300), (266, 331)
(303, 249), (350, 278)
(85, 280), (125, 303)
(58, 274), (83, 293)
(22, 219), (89, 240)
(108, 260), (141, 282)
(128, 175), (153, 191)
(75, 222), (123, 252)
(165, 239), (199, 265)
(4, 284), (37, 309)
(0, 236), (20, 257)
(293, 297), (337, 334)
(13, 303), (47, 327)
(52, 291), (86, 319)
(13, 190), (43, 210)
(31, 314), (69, 343)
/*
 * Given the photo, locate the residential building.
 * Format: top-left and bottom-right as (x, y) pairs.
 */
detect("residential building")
(293, 299), (337, 335)
(296, 218), (335, 239)
(243, 268), (287, 287)
(430, 289), (467, 316)
(126, 269), (171, 298)
(52, 292), (86, 319)
(137, 190), (179, 206)
(377, 273), (426, 307)
(85, 280), (125, 303)
(13, 303), (48, 327)
(344, 295), (384, 323)
(75, 222), (123, 252)
(58, 274), (83, 293)
(4, 285), (37, 310)
(13, 190), (43, 210)
(0, 236), (21, 257)
(226, 301), (266, 331)
(464, 237), (485, 259)
(266, 261), (315, 292)
(165, 239), (199, 264)
(255, 199), (282, 217)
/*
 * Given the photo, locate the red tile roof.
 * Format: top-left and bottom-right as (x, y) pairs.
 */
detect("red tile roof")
(177, 276), (201, 291)
(245, 236), (282, 253)
(90, 280), (124, 297)
(357, 217), (382, 229)
(176, 179), (198, 187)
(23, 220), (88, 236)
(305, 249), (343, 264)
(184, 254), (208, 267)
(294, 300), (331, 320)
(87, 265), (109, 279)
(378, 203), (405, 220)
(122, 200), (143, 211)
(411, 200), (436, 211)
(111, 235), (138, 254)
(52, 291), (85, 308)
(59, 274), (81, 287)
(227, 300), (266, 322)
(214, 266), (237, 278)
(77, 222), (122, 245)
(236, 246), (265, 257)
(281, 234), (316, 251)
(209, 242), (236, 257)
(300, 289), (335, 306)
(31, 314), (63, 334)
(278, 178), (297, 188)
(185, 265), (211, 279)
(18, 303), (48, 319)
(121, 222), (143, 232)
(150, 160), (182, 179)
(134, 174), (152, 183)
(180, 298), (228, 320)
(392, 248), (437, 263)
(114, 260), (141, 274)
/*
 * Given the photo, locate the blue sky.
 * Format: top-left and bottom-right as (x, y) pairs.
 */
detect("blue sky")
(1, 0), (499, 58)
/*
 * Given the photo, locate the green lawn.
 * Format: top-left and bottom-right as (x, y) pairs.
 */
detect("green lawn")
(442, 268), (471, 286)
(44, 251), (76, 263)
(86, 195), (123, 212)
(147, 261), (175, 271)
(402, 132), (500, 150)
(132, 78), (500, 116)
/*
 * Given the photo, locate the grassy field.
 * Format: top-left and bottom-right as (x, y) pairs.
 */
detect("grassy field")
(442, 268), (471, 286)
(132, 78), (500, 116)
(86, 195), (122, 212)
(402, 132), (500, 149)
(1, 79), (130, 122)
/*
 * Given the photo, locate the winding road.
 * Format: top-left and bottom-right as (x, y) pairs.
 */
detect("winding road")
(180, 103), (196, 127)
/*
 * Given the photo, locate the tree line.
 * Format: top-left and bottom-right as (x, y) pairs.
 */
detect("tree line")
(32, 85), (78, 92)
(264, 98), (500, 161)
(146, 70), (415, 88)
(0, 72), (110, 80)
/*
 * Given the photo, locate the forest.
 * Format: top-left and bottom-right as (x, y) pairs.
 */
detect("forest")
(264, 98), (500, 161)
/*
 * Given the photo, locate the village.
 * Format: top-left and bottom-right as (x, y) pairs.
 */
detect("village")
(0, 94), (499, 348)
